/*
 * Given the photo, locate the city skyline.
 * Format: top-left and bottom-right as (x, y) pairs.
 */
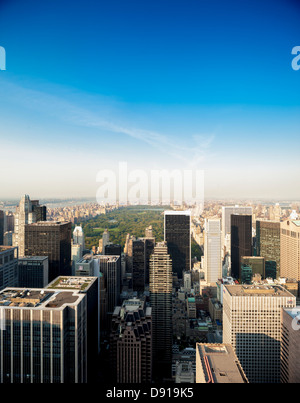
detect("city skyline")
(0, 0), (300, 200)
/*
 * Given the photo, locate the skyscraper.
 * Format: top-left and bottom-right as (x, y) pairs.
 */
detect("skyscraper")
(110, 298), (152, 383)
(46, 276), (100, 381)
(12, 195), (46, 257)
(73, 225), (85, 250)
(132, 239), (146, 292)
(280, 219), (300, 281)
(24, 221), (72, 282)
(223, 284), (296, 383)
(149, 241), (172, 380)
(0, 286), (88, 383)
(203, 219), (222, 285)
(230, 214), (252, 280)
(18, 256), (49, 288)
(256, 220), (280, 279)
(164, 210), (191, 278)
(221, 205), (252, 250)
(0, 246), (18, 291)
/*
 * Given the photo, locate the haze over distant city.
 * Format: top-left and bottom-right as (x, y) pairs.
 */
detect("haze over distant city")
(0, 0), (300, 200)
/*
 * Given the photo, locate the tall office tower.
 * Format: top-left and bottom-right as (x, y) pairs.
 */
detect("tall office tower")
(46, 276), (100, 381)
(105, 243), (122, 256)
(230, 215), (252, 280)
(110, 298), (152, 383)
(24, 221), (72, 282)
(256, 220), (281, 279)
(132, 239), (146, 292)
(149, 241), (173, 380)
(0, 286), (88, 383)
(71, 242), (82, 274)
(102, 229), (110, 251)
(73, 225), (85, 249)
(223, 284), (296, 383)
(0, 246), (18, 291)
(221, 206), (252, 249)
(145, 225), (153, 238)
(280, 219), (300, 281)
(164, 210), (191, 278)
(3, 231), (13, 246)
(183, 271), (192, 292)
(196, 343), (248, 383)
(240, 256), (265, 284)
(18, 256), (49, 288)
(5, 212), (14, 233)
(281, 307), (300, 383)
(0, 210), (4, 245)
(203, 219), (222, 285)
(31, 201), (47, 222)
(75, 255), (107, 340)
(12, 195), (46, 257)
(142, 237), (155, 286)
(95, 255), (121, 318)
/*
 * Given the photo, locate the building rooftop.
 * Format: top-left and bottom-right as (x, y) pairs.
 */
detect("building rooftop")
(46, 276), (98, 292)
(0, 287), (85, 310)
(164, 210), (191, 216)
(18, 256), (48, 261)
(224, 284), (295, 298)
(196, 343), (248, 383)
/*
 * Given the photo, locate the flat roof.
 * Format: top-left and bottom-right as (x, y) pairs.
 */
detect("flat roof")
(164, 210), (191, 216)
(0, 287), (85, 310)
(224, 284), (294, 298)
(46, 276), (97, 292)
(197, 343), (248, 383)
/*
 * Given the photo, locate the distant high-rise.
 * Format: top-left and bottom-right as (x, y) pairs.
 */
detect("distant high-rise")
(281, 307), (300, 383)
(149, 241), (173, 380)
(0, 246), (18, 291)
(280, 220), (300, 281)
(230, 214), (252, 280)
(240, 256), (265, 284)
(221, 205), (252, 249)
(94, 255), (121, 318)
(132, 239), (146, 292)
(24, 221), (72, 282)
(73, 225), (85, 250)
(203, 219), (222, 285)
(110, 298), (152, 383)
(18, 256), (49, 288)
(223, 284), (296, 383)
(164, 210), (191, 278)
(12, 195), (46, 257)
(105, 244), (122, 256)
(256, 220), (280, 279)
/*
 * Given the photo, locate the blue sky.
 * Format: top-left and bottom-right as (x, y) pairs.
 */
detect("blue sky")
(0, 0), (300, 200)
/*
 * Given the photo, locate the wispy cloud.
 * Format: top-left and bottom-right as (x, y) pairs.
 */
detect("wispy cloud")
(0, 78), (215, 167)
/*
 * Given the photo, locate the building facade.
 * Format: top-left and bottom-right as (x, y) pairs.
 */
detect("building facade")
(149, 241), (173, 380)
(223, 284), (296, 383)
(164, 210), (191, 278)
(110, 298), (152, 383)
